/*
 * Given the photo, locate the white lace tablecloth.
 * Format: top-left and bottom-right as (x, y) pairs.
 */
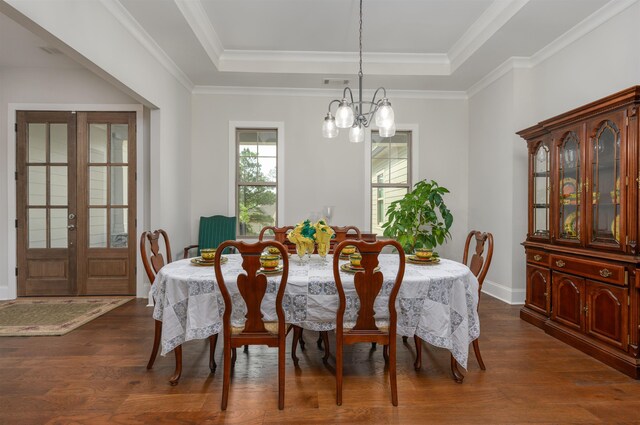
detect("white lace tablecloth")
(151, 255), (480, 368)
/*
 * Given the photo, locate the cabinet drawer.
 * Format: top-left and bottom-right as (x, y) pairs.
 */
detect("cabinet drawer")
(549, 255), (626, 286)
(526, 250), (549, 266)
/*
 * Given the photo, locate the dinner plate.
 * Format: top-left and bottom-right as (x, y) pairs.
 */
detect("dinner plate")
(258, 265), (283, 275)
(190, 256), (227, 266)
(611, 214), (620, 242)
(563, 212), (577, 237)
(407, 256), (440, 265)
(340, 263), (380, 274)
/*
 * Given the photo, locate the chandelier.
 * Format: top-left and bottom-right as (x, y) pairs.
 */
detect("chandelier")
(322, 0), (396, 143)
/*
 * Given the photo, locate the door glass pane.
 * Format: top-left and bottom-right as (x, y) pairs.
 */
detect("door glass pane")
(89, 166), (107, 205)
(50, 208), (68, 248)
(110, 124), (128, 163)
(50, 124), (68, 163)
(533, 145), (550, 237)
(238, 185), (276, 236)
(28, 123), (46, 163)
(89, 124), (108, 163)
(28, 166), (46, 205)
(89, 208), (107, 248)
(559, 132), (580, 240)
(28, 208), (46, 248)
(110, 166), (128, 205)
(371, 187), (408, 236)
(110, 208), (128, 248)
(591, 121), (620, 243)
(50, 166), (68, 206)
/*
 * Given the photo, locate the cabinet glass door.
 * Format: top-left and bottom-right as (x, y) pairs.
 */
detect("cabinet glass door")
(590, 120), (621, 245)
(533, 144), (550, 238)
(558, 132), (581, 241)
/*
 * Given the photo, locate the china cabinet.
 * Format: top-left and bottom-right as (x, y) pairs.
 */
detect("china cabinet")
(519, 87), (640, 378)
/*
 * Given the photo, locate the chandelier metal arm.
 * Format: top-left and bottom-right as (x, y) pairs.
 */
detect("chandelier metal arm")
(327, 99), (341, 113)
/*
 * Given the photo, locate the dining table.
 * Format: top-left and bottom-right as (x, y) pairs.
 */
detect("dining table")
(151, 253), (480, 377)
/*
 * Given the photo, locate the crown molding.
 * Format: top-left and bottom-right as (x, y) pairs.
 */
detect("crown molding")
(449, 0), (530, 73)
(467, 57), (530, 98)
(528, 0), (637, 68)
(101, 0), (193, 91)
(193, 85), (467, 100)
(174, 0), (224, 68)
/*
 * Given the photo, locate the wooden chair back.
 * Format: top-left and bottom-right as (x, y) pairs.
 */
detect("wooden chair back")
(463, 230), (494, 292)
(214, 240), (290, 343)
(330, 225), (362, 253)
(258, 226), (296, 253)
(333, 239), (405, 338)
(140, 229), (172, 283)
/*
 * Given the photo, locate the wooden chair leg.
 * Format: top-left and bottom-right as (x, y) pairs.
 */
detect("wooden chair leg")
(243, 345), (249, 353)
(402, 336), (408, 344)
(383, 344), (389, 363)
(299, 329), (306, 350)
(147, 319), (162, 369)
(317, 334), (323, 350)
(371, 342), (377, 350)
(322, 331), (330, 363)
(336, 337), (343, 406)
(168, 345), (182, 386)
(450, 355), (464, 383)
(221, 343), (231, 410)
(209, 334), (218, 373)
(291, 326), (302, 365)
(231, 347), (237, 368)
(390, 338), (398, 406)
(413, 335), (422, 371)
(278, 338), (285, 410)
(472, 338), (486, 370)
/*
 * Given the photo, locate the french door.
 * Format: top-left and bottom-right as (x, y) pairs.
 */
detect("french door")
(16, 111), (136, 296)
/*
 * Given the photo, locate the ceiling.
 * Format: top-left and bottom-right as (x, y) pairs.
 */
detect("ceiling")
(1, 0), (616, 92)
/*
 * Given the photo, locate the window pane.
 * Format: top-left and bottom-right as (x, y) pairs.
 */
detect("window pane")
(238, 185), (276, 237)
(28, 123), (46, 163)
(90, 124), (108, 163)
(389, 158), (408, 184)
(50, 124), (68, 163)
(50, 208), (68, 248)
(258, 157), (277, 182)
(50, 166), (67, 206)
(90, 166), (107, 205)
(110, 208), (128, 248)
(28, 208), (47, 248)
(238, 131), (257, 144)
(258, 131), (277, 144)
(89, 208), (107, 248)
(28, 166), (46, 205)
(372, 140), (389, 159)
(371, 187), (407, 236)
(110, 166), (128, 205)
(110, 124), (128, 163)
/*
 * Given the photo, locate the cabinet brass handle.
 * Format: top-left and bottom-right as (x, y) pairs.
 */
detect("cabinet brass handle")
(583, 305), (589, 314)
(555, 260), (565, 267)
(533, 255), (542, 261)
(599, 268), (613, 278)
(543, 292), (548, 298)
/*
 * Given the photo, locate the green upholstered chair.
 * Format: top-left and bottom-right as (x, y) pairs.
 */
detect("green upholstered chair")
(183, 215), (237, 258)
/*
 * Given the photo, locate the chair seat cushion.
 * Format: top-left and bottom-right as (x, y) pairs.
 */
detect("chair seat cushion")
(231, 321), (281, 335)
(343, 320), (390, 332)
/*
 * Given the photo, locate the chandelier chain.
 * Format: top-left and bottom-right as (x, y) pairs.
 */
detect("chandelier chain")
(358, 0), (363, 78)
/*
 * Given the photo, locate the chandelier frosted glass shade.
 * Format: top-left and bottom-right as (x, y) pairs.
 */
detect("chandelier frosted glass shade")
(349, 124), (364, 143)
(335, 100), (355, 129)
(375, 99), (395, 129)
(322, 113), (338, 138)
(379, 122), (396, 138)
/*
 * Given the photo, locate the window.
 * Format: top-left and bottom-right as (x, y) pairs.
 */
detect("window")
(371, 131), (411, 235)
(236, 129), (278, 237)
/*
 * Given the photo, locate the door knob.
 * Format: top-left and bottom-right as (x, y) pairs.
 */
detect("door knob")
(67, 224), (76, 230)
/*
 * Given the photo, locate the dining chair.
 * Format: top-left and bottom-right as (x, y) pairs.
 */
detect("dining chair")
(258, 225), (296, 253)
(329, 225), (361, 254)
(214, 240), (290, 410)
(411, 230), (494, 382)
(140, 229), (218, 385)
(183, 215), (236, 258)
(332, 239), (405, 406)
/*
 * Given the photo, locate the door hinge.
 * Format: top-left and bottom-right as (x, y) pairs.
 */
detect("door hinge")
(14, 171), (18, 181)
(14, 123), (17, 132)
(135, 172), (137, 182)
(15, 267), (18, 277)
(135, 218), (137, 228)
(15, 219), (18, 228)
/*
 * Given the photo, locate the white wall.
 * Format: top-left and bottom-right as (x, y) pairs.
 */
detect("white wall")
(191, 93), (469, 261)
(2, 0), (193, 298)
(469, 1), (640, 304)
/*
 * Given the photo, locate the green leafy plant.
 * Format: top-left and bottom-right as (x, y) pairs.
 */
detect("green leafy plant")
(382, 179), (454, 253)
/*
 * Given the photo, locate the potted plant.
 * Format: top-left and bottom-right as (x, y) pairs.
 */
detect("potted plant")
(381, 179), (453, 253)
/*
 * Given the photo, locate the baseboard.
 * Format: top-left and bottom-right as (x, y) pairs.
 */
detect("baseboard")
(0, 286), (13, 300)
(482, 279), (525, 305)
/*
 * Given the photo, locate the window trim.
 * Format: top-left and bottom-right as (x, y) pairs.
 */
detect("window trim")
(229, 121), (285, 239)
(365, 125), (419, 234)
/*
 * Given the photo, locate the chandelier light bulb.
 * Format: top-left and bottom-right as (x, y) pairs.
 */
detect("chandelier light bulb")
(379, 122), (396, 138)
(322, 113), (339, 138)
(375, 99), (395, 129)
(349, 124), (364, 143)
(335, 99), (354, 129)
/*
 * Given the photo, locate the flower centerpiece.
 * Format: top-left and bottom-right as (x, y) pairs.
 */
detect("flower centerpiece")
(314, 219), (335, 259)
(287, 219), (336, 262)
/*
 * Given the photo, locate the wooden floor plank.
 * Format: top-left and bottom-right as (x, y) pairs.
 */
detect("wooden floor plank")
(1, 296), (639, 424)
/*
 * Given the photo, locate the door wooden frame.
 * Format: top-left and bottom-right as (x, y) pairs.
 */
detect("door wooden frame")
(6, 103), (145, 299)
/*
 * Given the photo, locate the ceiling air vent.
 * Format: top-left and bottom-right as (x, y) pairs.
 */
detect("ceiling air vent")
(322, 78), (350, 86)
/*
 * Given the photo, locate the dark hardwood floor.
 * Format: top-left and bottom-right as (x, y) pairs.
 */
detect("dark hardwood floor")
(1, 296), (639, 424)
